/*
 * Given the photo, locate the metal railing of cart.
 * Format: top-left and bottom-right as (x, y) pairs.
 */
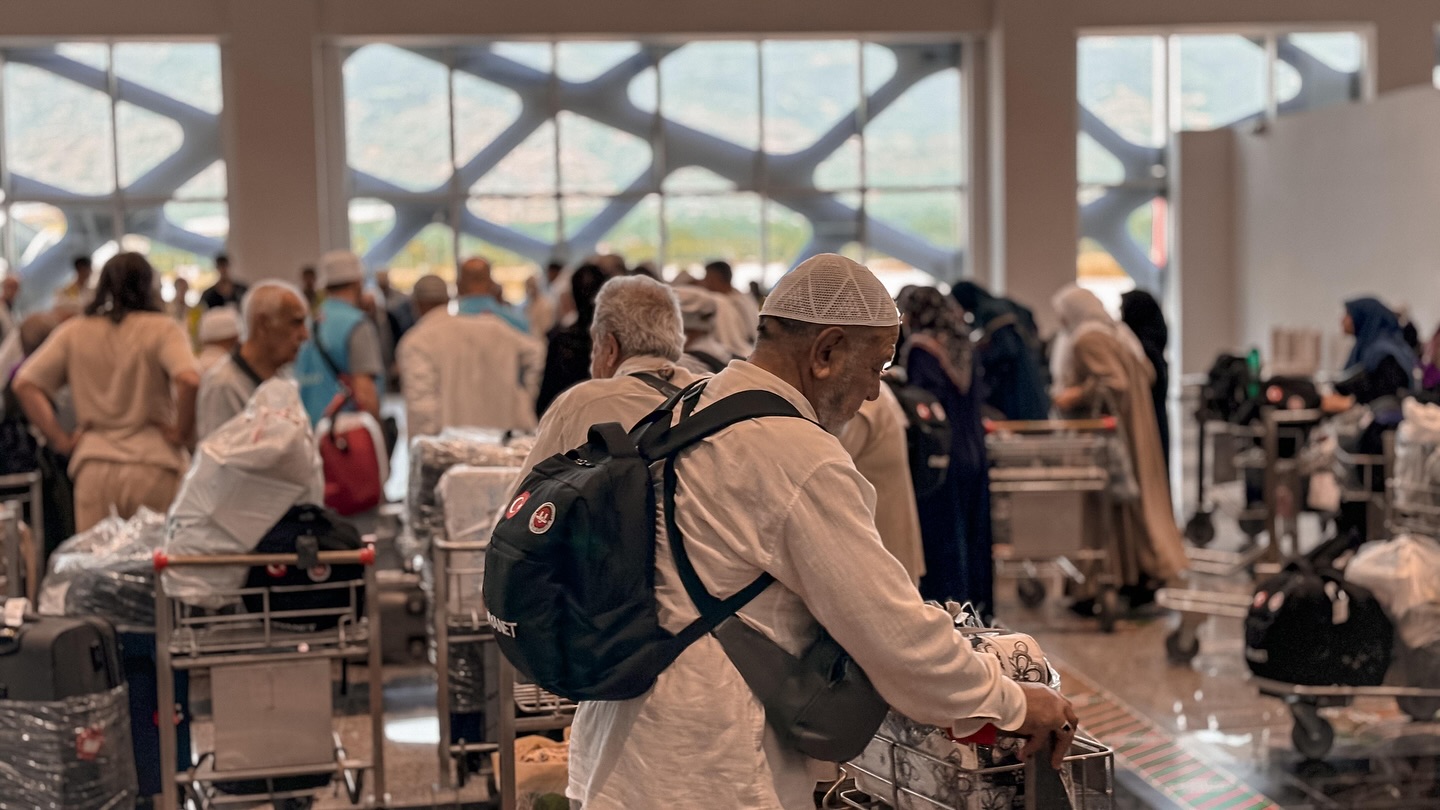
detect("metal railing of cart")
(431, 532), (576, 809)
(1158, 407), (1322, 664)
(985, 418), (1123, 631)
(0, 471), (43, 600)
(827, 736), (1114, 810)
(151, 547), (387, 809)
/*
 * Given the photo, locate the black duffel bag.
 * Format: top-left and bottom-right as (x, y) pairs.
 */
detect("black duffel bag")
(1245, 559), (1392, 687)
(242, 505), (364, 631)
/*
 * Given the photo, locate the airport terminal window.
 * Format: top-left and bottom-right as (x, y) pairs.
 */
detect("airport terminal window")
(0, 41), (228, 307)
(1078, 31), (1365, 298)
(341, 40), (969, 293)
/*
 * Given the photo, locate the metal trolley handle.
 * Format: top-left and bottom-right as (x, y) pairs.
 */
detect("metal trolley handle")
(152, 548), (377, 570)
(985, 417), (1118, 435)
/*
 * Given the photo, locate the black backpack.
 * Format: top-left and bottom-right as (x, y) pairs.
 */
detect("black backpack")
(243, 505), (365, 631)
(1202, 354), (1255, 423)
(1245, 559), (1392, 687)
(882, 377), (952, 499)
(483, 382), (805, 702)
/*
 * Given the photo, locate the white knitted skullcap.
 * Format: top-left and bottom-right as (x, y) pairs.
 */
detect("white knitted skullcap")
(673, 286), (718, 333)
(760, 254), (900, 328)
(198, 306), (240, 343)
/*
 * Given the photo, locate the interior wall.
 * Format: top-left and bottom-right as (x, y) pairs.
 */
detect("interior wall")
(1234, 85), (1440, 366)
(1173, 129), (1238, 375)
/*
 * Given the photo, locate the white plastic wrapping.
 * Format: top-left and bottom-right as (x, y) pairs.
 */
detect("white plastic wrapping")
(405, 429), (532, 558)
(1347, 534), (1440, 648)
(39, 507), (166, 628)
(1392, 399), (1440, 528)
(437, 466), (523, 618)
(0, 684), (138, 809)
(163, 380), (325, 608)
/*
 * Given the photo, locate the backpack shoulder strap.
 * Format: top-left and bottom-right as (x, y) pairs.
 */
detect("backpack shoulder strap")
(642, 389), (809, 460)
(688, 351), (728, 374)
(654, 389), (814, 649)
(631, 371), (683, 398)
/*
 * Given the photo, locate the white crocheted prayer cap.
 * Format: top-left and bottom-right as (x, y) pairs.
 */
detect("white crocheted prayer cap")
(760, 254), (900, 328)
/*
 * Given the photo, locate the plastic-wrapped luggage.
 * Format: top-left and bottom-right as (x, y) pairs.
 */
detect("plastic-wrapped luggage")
(850, 618), (1072, 810)
(437, 465), (523, 617)
(0, 605), (137, 809)
(164, 380), (325, 608)
(405, 429), (532, 558)
(39, 507), (167, 629)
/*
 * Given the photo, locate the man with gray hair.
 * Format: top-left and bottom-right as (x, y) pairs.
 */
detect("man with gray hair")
(561, 255), (1077, 810)
(517, 274), (694, 467)
(196, 281), (310, 438)
(397, 273), (543, 437)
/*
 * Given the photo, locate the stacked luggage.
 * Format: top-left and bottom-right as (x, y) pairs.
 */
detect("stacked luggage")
(0, 603), (138, 809)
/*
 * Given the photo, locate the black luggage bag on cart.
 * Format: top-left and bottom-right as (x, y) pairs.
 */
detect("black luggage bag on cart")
(242, 504), (365, 631)
(1245, 559), (1393, 687)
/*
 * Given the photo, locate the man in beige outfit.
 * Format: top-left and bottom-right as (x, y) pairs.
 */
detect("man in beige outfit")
(839, 384), (927, 585)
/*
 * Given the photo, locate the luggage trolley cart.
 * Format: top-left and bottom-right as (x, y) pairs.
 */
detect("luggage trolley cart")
(1258, 474), (1440, 761)
(986, 418), (1123, 631)
(827, 737), (1115, 809)
(1158, 408), (1321, 664)
(432, 533), (576, 807)
(151, 546), (387, 809)
(0, 471), (43, 598)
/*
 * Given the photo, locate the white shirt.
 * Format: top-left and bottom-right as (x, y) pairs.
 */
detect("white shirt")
(712, 289), (759, 357)
(519, 355), (697, 467)
(537, 359), (1026, 810)
(397, 309), (544, 438)
(678, 335), (734, 376)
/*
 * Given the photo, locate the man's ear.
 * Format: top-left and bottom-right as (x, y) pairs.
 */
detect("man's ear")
(810, 327), (847, 381)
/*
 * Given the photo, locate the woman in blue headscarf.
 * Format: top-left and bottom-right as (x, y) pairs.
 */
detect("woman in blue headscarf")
(1323, 297), (1417, 412)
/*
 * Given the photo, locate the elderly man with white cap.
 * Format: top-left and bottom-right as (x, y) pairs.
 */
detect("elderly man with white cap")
(195, 307), (241, 373)
(563, 254), (1077, 810)
(294, 250), (384, 425)
(196, 282), (311, 439)
(397, 273), (543, 437)
(674, 285), (737, 375)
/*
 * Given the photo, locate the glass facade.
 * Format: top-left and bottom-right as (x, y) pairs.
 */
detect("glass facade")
(0, 42), (227, 307)
(1078, 31), (1365, 300)
(341, 40), (970, 292)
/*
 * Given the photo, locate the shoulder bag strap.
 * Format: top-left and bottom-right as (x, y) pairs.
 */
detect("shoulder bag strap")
(652, 390), (814, 649)
(631, 371), (683, 398)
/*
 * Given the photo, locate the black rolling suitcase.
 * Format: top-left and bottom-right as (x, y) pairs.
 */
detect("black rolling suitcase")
(0, 603), (137, 808)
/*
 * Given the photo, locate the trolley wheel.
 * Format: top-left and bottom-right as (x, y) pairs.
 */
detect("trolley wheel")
(1017, 578), (1047, 608)
(1290, 704), (1335, 761)
(1184, 511), (1216, 547)
(1165, 628), (1200, 665)
(1097, 588), (1120, 633)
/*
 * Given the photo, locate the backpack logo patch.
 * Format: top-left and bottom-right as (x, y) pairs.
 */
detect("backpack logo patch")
(916, 402), (932, 421)
(506, 492), (531, 520)
(529, 502), (556, 534)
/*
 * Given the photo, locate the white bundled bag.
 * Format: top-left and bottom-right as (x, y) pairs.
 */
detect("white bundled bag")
(436, 465), (524, 617)
(164, 380), (325, 608)
(1346, 534), (1440, 649)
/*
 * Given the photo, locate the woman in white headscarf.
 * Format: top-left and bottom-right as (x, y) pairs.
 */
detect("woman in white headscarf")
(1050, 284), (1187, 611)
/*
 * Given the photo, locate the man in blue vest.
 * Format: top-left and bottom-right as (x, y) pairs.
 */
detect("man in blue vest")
(456, 256), (528, 332)
(295, 250), (384, 425)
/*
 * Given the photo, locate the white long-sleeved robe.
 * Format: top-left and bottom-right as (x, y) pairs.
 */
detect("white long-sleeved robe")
(525, 358), (1027, 810)
(397, 308), (543, 438)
